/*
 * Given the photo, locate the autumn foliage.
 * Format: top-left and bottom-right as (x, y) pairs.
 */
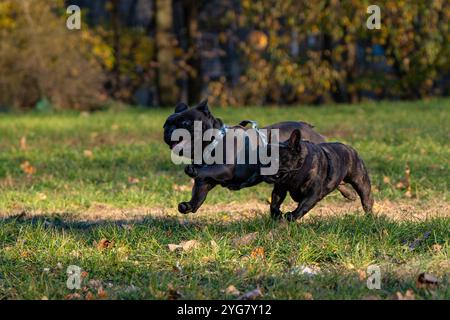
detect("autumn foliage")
(0, 0), (449, 110)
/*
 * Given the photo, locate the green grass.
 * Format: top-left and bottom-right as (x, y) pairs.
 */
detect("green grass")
(0, 99), (449, 299)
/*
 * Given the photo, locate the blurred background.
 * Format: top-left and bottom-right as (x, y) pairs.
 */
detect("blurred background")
(0, 0), (449, 111)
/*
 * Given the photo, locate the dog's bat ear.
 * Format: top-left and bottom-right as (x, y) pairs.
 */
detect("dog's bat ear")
(288, 129), (302, 151)
(197, 98), (210, 115)
(175, 102), (189, 113)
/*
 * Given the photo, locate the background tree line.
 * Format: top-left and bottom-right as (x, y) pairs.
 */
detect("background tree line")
(0, 0), (448, 110)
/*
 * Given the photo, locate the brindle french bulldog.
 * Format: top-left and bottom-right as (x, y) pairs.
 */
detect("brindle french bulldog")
(263, 129), (374, 221)
(163, 99), (357, 215)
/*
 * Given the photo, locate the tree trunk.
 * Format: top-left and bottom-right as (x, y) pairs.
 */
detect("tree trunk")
(110, 0), (121, 97)
(183, 0), (202, 104)
(155, 0), (178, 106)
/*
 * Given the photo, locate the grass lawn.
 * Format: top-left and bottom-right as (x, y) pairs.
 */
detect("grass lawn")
(0, 99), (448, 300)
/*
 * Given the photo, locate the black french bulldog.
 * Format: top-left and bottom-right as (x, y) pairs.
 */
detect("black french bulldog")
(163, 99), (357, 215)
(264, 129), (374, 221)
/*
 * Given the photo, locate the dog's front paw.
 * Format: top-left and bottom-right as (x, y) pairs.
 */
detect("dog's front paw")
(178, 202), (193, 214)
(270, 207), (283, 220)
(184, 165), (198, 178)
(284, 212), (297, 222)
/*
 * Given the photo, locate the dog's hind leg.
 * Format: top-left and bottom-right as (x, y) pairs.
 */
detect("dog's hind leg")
(337, 184), (358, 201)
(345, 164), (374, 214)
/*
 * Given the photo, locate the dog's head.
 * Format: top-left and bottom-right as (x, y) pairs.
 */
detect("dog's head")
(263, 129), (303, 183)
(163, 99), (223, 156)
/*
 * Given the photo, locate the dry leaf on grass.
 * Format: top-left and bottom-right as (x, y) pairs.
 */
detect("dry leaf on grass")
(20, 136), (27, 150)
(97, 287), (108, 299)
(362, 295), (379, 300)
(357, 269), (367, 281)
(303, 292), (314, 300)
(128, 177), (140, 184)
(167, 283), (182, 300)
(392, 289), (415, 300)
(20, 161), (36, 176)
(83, 150), (94, 159)
(85, 291), (95, 300)
(290, 265), (320, 277)
(232, 232), (258, 247)
(96, 239), (115, 250)
(172, 184), (192, 192)
(168, 240), (200, 252)
(238, 287), (263, 300)
(250, 247), (265, 260)
(432, 244), (442, 253)
(65, 293), (81, 300)
(37, 193), (47, 201)
(416, 273), (439, 289)
(224, 285), (241, 296)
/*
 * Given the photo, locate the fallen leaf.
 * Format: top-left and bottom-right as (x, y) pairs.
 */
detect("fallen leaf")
(88, 279), (102, 289)
(181, 240), (200, 251)
(20, 251), (29, 258)
(238, 287), (263, 300)
(362, 295), (379, 300)
(303, 292), (314, 300)
(83, 150), (94, 159)
(172, 184), (191, 192)
(404, 164), (412, 197)
(232, 232), (258, 247)
(416, 273), (439, 289)
(168, 244), (182, 252)
(432, 244), (442, 253)
(128, 177), (140, 184)
(65, 293), (81, 300)
(168, 240), (200, 252)
(96, 239), (114, 250)
(210, 240), (219, 252)
(395, 181), (405, 190)
(383, 176), (391, 184)
(358, 269), (367, 281)
(20, 161), (36, 176)
(20, 136), (27, 150)
(167, 283), (182, 300)
(97, 287), (108, 299)
(85, 291), (95, 300)
(81, 271), (89, 279)
(225, 285), (241, 296)
(250, 247), (265, 260)
(290, 265), (320, 277)
(172, 261), (183, 273)
(37, 193), (47, 201)
(392, 289), (415, 300)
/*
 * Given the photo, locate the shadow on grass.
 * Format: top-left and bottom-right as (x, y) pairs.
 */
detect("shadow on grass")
(1, 211), (447, 250)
